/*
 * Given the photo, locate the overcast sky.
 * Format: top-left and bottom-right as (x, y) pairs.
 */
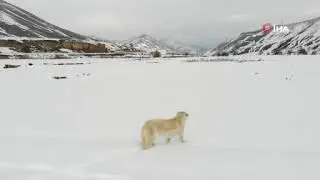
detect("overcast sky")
(6, 0), (320, 47)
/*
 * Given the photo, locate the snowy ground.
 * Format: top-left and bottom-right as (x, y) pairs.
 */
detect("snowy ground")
(0, 56), (320, 180)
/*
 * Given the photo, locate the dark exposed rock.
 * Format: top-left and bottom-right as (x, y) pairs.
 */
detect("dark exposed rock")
(52, 76), (67, 80)
(3, 64), (20, 69)
(297, 48), (308, 55)
(0, 39), (109, 53)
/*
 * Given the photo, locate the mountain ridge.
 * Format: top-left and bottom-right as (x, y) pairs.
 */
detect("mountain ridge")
(122, 34), (208, 55)
(0, 0), (88, 40)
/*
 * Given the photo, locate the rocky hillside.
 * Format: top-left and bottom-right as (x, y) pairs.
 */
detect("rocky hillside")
(0, 0), (143, 54)
(87, 36), (139, 53)
(208, 17), (320, 56)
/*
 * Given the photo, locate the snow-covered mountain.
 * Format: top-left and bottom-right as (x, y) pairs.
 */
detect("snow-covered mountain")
(0, 0), (88, 40)
(207, 17), (320, 56)
(122, 34), (176, 54)
(161, 38), (209, 55)
(123, 34), (206, 55)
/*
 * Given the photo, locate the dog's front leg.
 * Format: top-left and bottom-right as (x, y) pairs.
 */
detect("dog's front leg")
(178, 131), (185, 143)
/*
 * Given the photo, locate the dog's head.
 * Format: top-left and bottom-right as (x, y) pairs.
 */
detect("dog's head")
(176, 111), (189, 120)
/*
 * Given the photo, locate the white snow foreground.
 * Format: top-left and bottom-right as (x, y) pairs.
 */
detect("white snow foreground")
(0, 56), (320, 180)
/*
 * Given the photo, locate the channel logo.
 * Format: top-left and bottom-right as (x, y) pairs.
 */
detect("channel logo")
(262, 23), (290, 34)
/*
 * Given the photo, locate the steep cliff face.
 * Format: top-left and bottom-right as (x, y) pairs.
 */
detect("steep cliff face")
(61, 41), (107, 53)
(207, 17), (320, 56)
(0, 39), (109, 53)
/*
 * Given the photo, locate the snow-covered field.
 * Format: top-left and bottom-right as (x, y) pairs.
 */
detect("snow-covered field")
(0, 56), (319, 180)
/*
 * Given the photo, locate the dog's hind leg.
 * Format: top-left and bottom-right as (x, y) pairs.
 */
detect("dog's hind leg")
(148, 134), (156, 148)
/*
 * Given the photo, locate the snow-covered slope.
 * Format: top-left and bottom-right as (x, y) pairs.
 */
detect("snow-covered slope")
(122, 34), (176, 54)
(161, 38), (209, 55)
(0, 56), (320, 180)
(123, 34), (206, 55)
(0, 0), (88, 40)
(208, 17), (320, 56)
